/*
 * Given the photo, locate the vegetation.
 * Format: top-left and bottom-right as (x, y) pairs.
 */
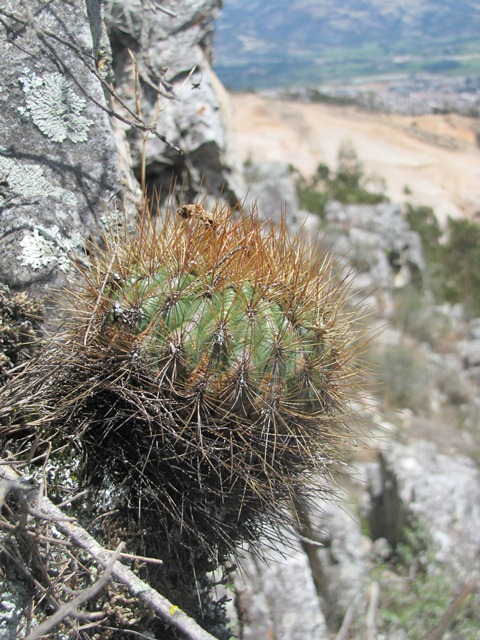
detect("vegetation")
(297, 153), (480, 320)
(365, 530), (480, 640)
(0, 285), (43, 383)
(0, 201), (362, 639)
(294, 141), (388, 218)
(406, 205), (480, 317)
(372, 340), (429, 411)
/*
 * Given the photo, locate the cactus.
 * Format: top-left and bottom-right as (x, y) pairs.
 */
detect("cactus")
(1, 201), (361, 630)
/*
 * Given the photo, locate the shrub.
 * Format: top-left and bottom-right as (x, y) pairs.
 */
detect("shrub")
(295, 141), (388, 218)
(406, 205), (480, 317)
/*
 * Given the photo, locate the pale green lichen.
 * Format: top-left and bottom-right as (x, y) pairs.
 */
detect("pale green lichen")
(0, 155), (77, 208)
(18, 71), (93, 143)
(19, 225), (83, 273)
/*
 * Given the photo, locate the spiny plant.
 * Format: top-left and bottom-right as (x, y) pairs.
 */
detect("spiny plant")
(0, 199), (363, 633)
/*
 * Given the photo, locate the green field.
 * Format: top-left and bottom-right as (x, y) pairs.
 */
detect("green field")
(215, 37), (480, 90)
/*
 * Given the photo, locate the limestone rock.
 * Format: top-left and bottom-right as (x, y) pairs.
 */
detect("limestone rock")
(243, 161), (300, 226)
(325, 201), (424, 290)
(235, 535), (328, 640)
(308, 498), (371, 626)
(105, 0), (244, 203)
(366, 439), (480, 581)
(0, 0), (124, 297)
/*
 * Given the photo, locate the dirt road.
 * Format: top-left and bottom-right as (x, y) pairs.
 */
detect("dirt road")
(229, 92), (480, 223)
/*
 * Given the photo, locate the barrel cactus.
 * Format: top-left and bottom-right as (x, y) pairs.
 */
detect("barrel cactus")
(3, 201), (362, 628)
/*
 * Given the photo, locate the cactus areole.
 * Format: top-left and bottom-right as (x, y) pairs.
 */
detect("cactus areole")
(53, 202), (358, 570)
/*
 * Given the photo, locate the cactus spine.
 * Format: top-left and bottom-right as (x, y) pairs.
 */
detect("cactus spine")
(2, 201), (361, 626)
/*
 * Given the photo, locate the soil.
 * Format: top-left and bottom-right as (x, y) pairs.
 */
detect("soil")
(229, 92), (480, 224)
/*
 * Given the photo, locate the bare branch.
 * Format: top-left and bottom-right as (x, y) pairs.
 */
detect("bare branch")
(0, 464), (218, 640)
(24, 543), (124, 640)
(427, 580), (477, 640)
(366, 581), (380, 640)
(1, 2), (184, 154)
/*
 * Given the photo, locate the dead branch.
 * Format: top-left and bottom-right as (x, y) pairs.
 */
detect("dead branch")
(0, 464), (218, 640)
(335, 592), (362, 640)
(427, 580), (477, 640)
(366, 581), (379, 640)
(24, 543), (124, 640)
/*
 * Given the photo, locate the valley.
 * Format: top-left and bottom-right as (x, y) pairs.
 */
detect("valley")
(229, 91), (480, 223)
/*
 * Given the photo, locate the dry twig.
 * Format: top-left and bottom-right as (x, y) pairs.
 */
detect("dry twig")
(0, 464), (217, 640)
(427, 580), (477, 640)
(24, 543), (124, 640)
(366, 581), (379, 640)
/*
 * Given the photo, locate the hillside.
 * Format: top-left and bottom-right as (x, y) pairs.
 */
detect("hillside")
(214, 0), (480, 89)
(229, 92), (480, 223)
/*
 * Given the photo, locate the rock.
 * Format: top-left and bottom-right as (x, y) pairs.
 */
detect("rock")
(469, 318), (480, 340)
(235, 534), (328, 640)
(461, 338), (480, 369)
(105, 0), (244, 203)
(0, 587), (23, 640)
(0, 0), (125, 297)
(325, 201), (424, 290)
(459, 319), (480, 376)
(243, 161), (300, 227)
(305, 496), (371, 627)
(366, 439), (480, 581)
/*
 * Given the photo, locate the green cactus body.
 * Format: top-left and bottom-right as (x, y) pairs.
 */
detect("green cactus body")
(105, 241), (334, 418)
(0, 201), (364, 640)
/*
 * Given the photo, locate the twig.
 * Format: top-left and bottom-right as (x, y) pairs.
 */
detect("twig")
(335, 593), (362, 640)
(366, 581), (379, 640)
(106, 549), (164, 567)
(427, 580), (476, 640)
(24, 543), (124, 640)
(154, 2), (177, 18)
(0, 519), (73, 547)
(8, 3), (183, 154)
(0, 464), (217, 640)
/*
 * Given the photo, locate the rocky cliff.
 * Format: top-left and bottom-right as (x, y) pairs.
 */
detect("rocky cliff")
(0, 0), (122, 297)
(1, 2), (480, 640)
(0, 0), (243, 298)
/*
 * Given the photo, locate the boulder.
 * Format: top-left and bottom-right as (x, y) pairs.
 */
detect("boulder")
(0, 0), (125, 297)
(105, 0), (245, 203)
(366, 439), (480, 581)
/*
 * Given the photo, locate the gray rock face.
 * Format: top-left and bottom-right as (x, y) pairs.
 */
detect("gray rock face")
(0, 0), (123, 296)
(366, 439), (480, 580)
(243, 161), (300, 226)
(105, 0), (244, 203)
(325, 201), (424, 291)
(308, 498), (371, 626)
(235, 536), (328, 640)
(459, 319), (480, 382)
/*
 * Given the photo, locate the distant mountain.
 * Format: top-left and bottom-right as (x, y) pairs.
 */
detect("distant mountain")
(213, 0), (480, 89)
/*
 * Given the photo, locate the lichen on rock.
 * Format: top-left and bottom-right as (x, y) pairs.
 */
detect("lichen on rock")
(0, 155), (77, 207)
(19, 71), (93, 143)
(19, 225), (83, 273)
